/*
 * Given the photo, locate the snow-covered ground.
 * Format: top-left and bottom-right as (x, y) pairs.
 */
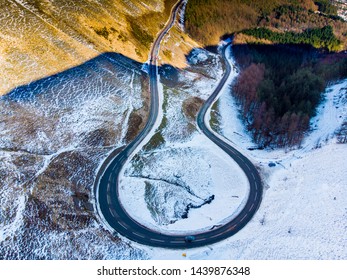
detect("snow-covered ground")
(335, 0), (347, 21)
(0, 54), (149, 259)
(120, 134), (249, 233)
(146, 46), (347, 260)
(1, 6), (346, 258)
(150, 141), (347, 259)
(119, 46), (250, 234)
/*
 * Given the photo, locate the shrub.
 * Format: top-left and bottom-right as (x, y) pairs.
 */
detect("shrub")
(242, 26), (341, 51)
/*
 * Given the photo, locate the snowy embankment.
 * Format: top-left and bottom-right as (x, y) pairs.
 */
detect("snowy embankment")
(150, 46), (347, 259)
(335, 0), (347, 21)
(179, 0), (188, 31)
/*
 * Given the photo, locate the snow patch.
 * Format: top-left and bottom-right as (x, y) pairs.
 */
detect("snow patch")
(147, 46), (347, 260)
(120, 134), (249, 234)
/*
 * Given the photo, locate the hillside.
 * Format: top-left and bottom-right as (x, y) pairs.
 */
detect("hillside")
(184, 0), (347, 147)
(0, 0), (178, 95)
(1, 0), (347, 262)
(185, 0), (347, 49)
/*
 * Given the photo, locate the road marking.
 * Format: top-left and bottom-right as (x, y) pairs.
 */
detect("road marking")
(229, 225), (236, 231)
(107, 194), (112, 205)
(240, 214), (248, 222)
(251, 173), (255, 180)
(213, 232), (225, 238)
(170, 240), (184, 244)
(133, 232), (145, 239)
(249, 204), (255, 212)
(118, 221), (128, 230)
(151, 238), (164, 243)
(110, 208), (118, 218)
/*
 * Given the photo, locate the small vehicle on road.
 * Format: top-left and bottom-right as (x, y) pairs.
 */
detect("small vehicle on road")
(184, 235), (196, 243)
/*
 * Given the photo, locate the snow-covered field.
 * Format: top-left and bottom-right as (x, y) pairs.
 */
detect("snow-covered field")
(0, 54), (149, 259)
(119, 47), (250, 234)
(120, 134), (249, 233)
(1, 7), (346, 259)
(146, 46), (347, 260)
(335, 0), (347, 21)
(150, 139), (347, 259)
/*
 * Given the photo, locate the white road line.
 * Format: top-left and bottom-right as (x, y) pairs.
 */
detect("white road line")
(110, 208), (118, 218)
(133, 232), (145, 239)
(118, 221), (128, 230)
(151, 238), (165, 243)
(213, 232), (225, 238)
(227, 225), (236, 232)
(251, 173), (255, 180)
(170, 240), (184, 244)
(240, 214), (248, 222)
(249, 204), (254, 212)
(107, 194), (111, 204)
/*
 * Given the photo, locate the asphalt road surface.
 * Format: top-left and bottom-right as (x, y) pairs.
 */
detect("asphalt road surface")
(95, 0), (263, 248)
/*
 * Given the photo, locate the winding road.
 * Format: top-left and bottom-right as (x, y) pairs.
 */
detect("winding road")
(94, 0), (263, 248)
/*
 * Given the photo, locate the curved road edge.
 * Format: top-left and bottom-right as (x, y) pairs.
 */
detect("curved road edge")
(197, 42), (263, 241)
(94, 1), (263, 249)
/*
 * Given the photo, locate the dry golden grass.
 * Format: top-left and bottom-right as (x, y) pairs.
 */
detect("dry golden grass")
(185, 0), (346, 48)
(159, 25), (200, 68)
(0, 0), (178, 95)
(233, 33), (274, 45)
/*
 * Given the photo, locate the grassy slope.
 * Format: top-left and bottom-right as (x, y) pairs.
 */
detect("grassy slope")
(0, 0), (177, 95)
(185, 0), (347, 49)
